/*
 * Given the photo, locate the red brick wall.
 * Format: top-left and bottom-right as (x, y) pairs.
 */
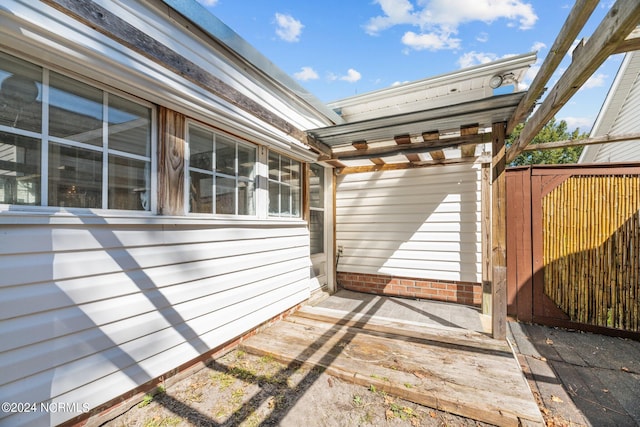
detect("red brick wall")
(337, 271), (481, 307)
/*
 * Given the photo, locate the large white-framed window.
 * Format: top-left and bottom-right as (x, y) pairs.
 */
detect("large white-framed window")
(0, 51), (153, 211)
(187, 122), (256, 215)
(268, 151), (301, 218)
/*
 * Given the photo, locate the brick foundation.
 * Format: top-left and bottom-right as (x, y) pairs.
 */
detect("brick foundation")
(337, 271), (482, 307)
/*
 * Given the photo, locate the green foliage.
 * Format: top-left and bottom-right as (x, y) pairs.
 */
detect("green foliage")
(508, 118), (587, 166)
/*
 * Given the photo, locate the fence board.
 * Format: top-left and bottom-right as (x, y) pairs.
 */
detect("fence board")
(507, 164), (640, 337)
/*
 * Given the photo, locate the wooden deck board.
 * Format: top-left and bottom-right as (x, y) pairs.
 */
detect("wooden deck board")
(294, 305), (510, 353)
(240, 309), (544, 426)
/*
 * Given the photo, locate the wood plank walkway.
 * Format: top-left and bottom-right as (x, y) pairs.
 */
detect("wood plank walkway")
(240, 298), (544, 426)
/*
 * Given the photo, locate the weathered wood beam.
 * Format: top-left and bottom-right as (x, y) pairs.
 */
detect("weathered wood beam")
(523, 132), (640, 151)
(429, 150), (446, 161)
(507, 0), (640, 163)
(422, 131), (445, 161)
(306, 135), (333, 159)
(158, 107), (185, 215)
(395, 134), (421, 162)
(613, 26), (640, 54)
(460, 125), (479, 157)
(371, 158), (386, 165)
(333, 133), (486, 160)
(491, 122), (508, 340)
(352, 140), (369, 150)
(507, 0), (600, 135)
(325, 159), (348, 169)
(336, 156), (481, 175)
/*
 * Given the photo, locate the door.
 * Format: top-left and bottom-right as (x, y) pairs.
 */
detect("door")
(309, 163), (334, 294)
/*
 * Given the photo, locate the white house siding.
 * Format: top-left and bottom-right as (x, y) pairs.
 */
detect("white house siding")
(580, 51), (640, 163)
(0, 216), (309, 426)
(335, 164), (483, 305)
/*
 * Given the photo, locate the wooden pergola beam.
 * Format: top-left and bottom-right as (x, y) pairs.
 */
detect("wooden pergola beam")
(333, 133), (487, 160)
(507, 0), (599, 136)
(460, 125), (479, 157)
(395, 135), (422, 162)
(336, 155), (481, 175)
(522, 132), (640, 152)
(613, 26), (640, 54)
(507, 0), (640, 163)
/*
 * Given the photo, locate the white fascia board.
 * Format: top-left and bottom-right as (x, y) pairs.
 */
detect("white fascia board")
(0, 0), (317, 162)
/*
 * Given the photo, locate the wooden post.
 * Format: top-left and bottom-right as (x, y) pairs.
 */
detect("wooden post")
(158, 107), (185, 215)
(481, 162), (492, 316)
(491, 122), (508, 339)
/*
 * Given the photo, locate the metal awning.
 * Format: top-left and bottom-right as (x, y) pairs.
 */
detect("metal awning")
(308, 92), (525, 149)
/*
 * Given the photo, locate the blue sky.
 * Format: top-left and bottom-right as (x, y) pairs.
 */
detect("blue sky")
(196, 0), (623, 134)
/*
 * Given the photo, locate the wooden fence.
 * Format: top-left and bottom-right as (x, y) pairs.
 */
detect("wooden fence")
(507, 164), (640, 337)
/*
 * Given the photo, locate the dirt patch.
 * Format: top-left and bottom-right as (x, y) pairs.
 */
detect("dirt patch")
(101, 349), (493, 427)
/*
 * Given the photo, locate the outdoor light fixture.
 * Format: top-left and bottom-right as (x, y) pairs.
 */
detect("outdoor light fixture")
(489, 74), (504, 89)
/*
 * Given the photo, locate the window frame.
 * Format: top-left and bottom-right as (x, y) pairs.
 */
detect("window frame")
(0, 52), (156, 212)
(268, 151), (302, 218)
(185, 121), (258, 217)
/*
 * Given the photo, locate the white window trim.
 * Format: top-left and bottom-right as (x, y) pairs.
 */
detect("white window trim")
(0, 57), (157, 214)
(185, 121), (259, 217)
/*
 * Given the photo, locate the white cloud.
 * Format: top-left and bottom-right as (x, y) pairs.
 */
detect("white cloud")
(560, 116), (593, 132)
(531, 41), (546, 52)
(582, 73), (607, 89)
(275, 13), (303, 42)
(457, 51), (499, 68)
(476, 32), (489, 43)
(402, 31), (460, 51)
(197, 0), (218, 6)
(365, 0), (537, 52)
(340, 69), (362, 83)
(293, 66), (319, 81)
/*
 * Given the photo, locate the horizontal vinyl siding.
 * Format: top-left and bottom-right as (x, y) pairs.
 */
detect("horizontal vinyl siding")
(592, 53), (640, 163)
(0, 221), (310, 427)
(336, 164), (482, 283)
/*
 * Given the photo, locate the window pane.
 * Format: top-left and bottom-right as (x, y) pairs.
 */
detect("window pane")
(310, 210), (324, 254)
(49, 143), (101, 208)
(216, 136), (235, 176)
(281, 184), (291, 216)
(0, 132), (40, 205)
(268, 151), (279, 180)
(189, 170), (213, 213)
(49, 72), (103, 146)
(189, 126), (213, 171)
(0, 53), (42, 133)
(269, 181), (279, 215)
(287, 159), (300, 186)
(310, 164), (324, 209)
(108, 94), (150, 157)
(291, 185), (300, 217)
(216, 175), (235, 214)
(108, 155), (149, 211)
(237, 144), (255, 179)
(238, 179), (255, 216)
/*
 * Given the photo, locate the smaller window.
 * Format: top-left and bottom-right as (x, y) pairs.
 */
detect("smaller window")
(268, 151), (301, 218)
(309, 163), (325, 254)
(187, 124), (256, 215)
